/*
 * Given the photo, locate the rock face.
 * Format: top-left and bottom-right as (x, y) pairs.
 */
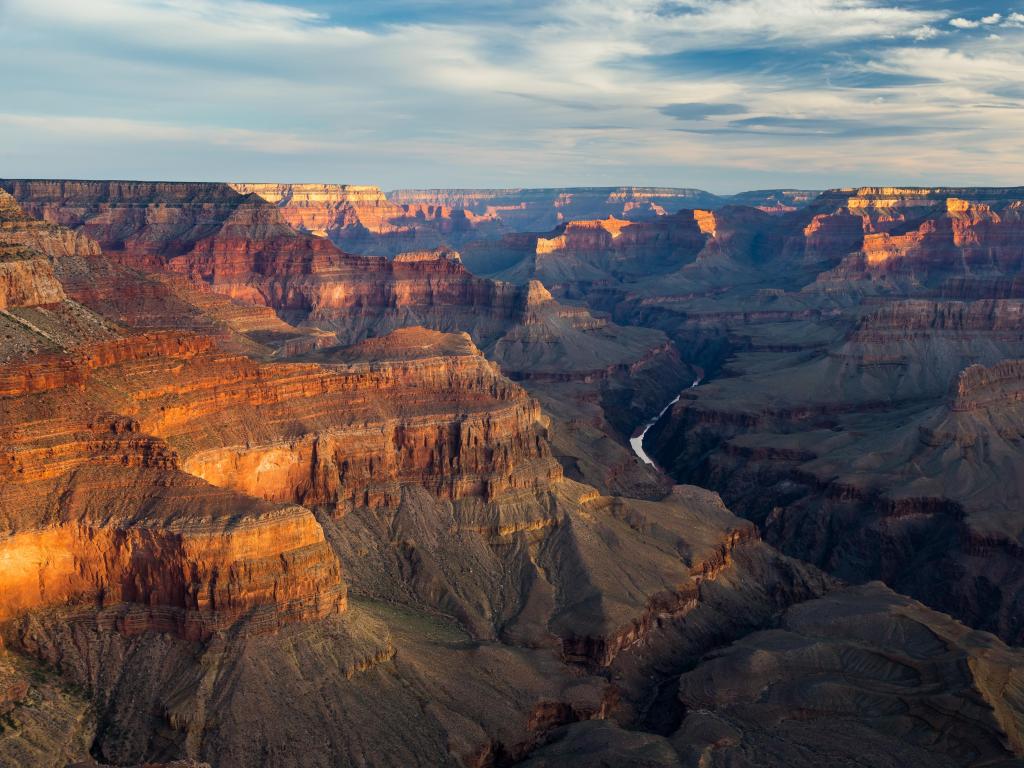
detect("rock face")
(804, 187), (1024, 291)
(222, 185), (818, 258)
(390, 187), (818, 234)
(0, 188), (87, 310)
(0, 330), (348, 638)
(0, 180), (570, 347)
(479, 213), (708, 290)
(645, 293), (1024, 642)
(0, 257), (66, 310)
(459, 205), (793, 298)
(0, 180), (694, 471)
(572, 188), (1024, 649)
(230, 182), (502, 256)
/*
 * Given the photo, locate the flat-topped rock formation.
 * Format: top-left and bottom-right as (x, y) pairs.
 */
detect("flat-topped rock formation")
(800, 188), (1024, 291)
(0, 180), (562, 344)
(460, 210), (710, 288)
(229, 183), (396, 237)
(218, 185), (819, 258)
(389, 187), (818, 233)
(230, 182), (501, 256)
(389, 187), (722, 232)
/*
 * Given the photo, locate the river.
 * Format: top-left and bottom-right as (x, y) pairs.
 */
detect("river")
(629, 377), (701, 467)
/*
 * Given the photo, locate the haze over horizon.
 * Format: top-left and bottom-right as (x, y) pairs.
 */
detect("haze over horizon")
(2, 0), (1024, 191)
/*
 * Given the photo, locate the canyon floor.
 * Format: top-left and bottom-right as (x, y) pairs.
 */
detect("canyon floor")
(1, 180), (1023, 768)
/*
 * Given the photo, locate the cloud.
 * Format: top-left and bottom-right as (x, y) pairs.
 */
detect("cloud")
(950, 12), (1007, 30)
(660, 103), (749, 120)
(0, 112), (351, 153)
(570, 0), (947, 49)
(678, 114), (934, 138)
(0, 0), (1022, 189)
(911, 25), (942, 41)
(4, 0), (372, 47)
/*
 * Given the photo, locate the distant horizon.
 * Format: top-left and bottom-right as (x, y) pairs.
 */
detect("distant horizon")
(6, 176), (1024, 198)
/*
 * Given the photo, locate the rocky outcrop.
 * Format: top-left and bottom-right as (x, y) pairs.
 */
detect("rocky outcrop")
(0, 181), (541, 346)
(228, 183), (399, 237)
(389, 187), (806, 232)
(0, 189), (101, 263)
(230, 182), (500, 257)
(461, 209), (710, 291)
(167, 329), (559, 508)
(951, 359), (1024, 411)
(0, 501), (345, 639)
(0, 189), (92, 309)
(0, 258), (66, 309)
(805, 188), (1024, 289)
(0, 331), (349, 638)
(0, 331), (212, 396)
(0, 180), (251, 271)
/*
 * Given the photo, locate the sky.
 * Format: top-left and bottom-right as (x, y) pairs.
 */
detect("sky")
(1, 0), (1023, 192)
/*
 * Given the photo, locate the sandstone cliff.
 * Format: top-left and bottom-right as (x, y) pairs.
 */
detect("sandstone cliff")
(230, 182), (501, 257)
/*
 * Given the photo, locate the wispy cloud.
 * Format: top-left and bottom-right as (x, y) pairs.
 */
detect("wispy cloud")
(0, 0), (1022, 189)
(661, 103), (749, 120)
(0, 112), (352, 153)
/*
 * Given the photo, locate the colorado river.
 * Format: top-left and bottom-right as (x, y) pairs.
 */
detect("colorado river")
(630, 377), (701, 467)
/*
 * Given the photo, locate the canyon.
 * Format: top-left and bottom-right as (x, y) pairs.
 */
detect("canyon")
(1, 179), (1023, 768)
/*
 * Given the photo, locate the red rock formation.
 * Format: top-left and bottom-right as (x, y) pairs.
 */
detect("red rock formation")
(389, 187), (725, 232)
(461, 209), (709, 291)
(101, 327), (559, 508)
(0, 258), (66, 310)
(0, 501), (344, 639)
(948, 359), (1024, 412)
(0, 181), (545, 345)
(229, 182), (499, 256)
(806, 188), (1024, 287)
(0, 324), (349, 641)
(0, 189), (101, 262)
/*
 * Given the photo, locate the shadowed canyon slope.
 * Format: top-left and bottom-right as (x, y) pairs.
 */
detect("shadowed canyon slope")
(524, 583), (1024, 768)
(451, 184), (1024, 647)
(2, 181), (1024, 768)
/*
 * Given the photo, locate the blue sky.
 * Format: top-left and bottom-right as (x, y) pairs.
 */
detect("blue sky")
(1, 0), (1022, 191)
